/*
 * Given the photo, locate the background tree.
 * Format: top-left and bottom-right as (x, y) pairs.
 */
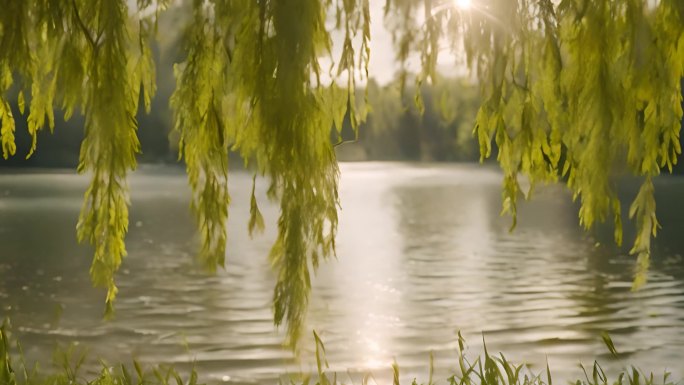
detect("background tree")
(334, 78), (480, 161)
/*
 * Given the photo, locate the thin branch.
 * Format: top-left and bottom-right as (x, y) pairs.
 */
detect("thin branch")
(71, 0), (96, 48)
(333, 139), (358, 148)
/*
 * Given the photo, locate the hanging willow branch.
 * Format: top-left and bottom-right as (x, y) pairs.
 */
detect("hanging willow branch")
(0, 0), (682, 347)
(170, 0), (367, 348)
(385, 0), (684, 288)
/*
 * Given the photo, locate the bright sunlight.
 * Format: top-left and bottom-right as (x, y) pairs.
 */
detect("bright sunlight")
(455, 0), (472, 10)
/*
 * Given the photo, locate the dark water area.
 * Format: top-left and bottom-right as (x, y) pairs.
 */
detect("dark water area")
(1, 163), (683, 384)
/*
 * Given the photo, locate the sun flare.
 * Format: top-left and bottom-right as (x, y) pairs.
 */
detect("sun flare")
(455, 0), (472, 10)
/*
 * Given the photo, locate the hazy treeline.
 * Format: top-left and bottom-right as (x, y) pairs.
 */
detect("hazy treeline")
(3, 74), (682, 169)
(0, 95), (173, 168)
(336, 77), (481, 162)
(0, 61), (484, 168)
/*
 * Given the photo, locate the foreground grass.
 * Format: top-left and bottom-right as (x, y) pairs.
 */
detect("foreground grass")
(1, 323), (677, 385)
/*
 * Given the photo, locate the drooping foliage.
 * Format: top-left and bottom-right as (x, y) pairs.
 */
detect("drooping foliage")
(169, 0), (370, 346)
(386, 0), (684, 288)
(0, 0), (682, 347)
(0, 0), (369, 347)
(0, 0), (162, 314)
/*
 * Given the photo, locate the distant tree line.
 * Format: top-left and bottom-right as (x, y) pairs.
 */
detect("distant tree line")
(4, 75), (678, 169)
(3, 77), (682, 169)
(336, 77), (481, 162)
(0, 74), (486, 168)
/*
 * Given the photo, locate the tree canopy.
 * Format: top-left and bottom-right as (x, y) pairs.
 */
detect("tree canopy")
(0, 0), (682, 348)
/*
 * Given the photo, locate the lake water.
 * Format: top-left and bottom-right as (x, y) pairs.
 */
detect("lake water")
(1, 163), (684, 384)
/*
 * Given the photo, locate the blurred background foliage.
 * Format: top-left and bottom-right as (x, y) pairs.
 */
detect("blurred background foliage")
(0, 75), (485, 168)
(3, 73), (681, 171)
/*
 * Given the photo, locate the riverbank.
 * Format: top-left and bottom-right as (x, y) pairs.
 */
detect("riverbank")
(1, 323), (676, 385)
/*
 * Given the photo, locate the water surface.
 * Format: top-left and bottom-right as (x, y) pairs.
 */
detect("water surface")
(1, 163), (683, 384)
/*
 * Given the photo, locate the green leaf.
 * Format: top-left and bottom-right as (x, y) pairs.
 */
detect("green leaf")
(17, 91), (24, 115)
(601, 332), (619, 358)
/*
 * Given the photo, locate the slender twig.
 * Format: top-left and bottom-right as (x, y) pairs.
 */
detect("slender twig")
(71, 0), (96, 48)
(333, 139), (358, 148)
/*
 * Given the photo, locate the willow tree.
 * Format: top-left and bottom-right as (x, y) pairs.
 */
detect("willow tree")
(0, 0), (682, 347)
(385, 0), (683, 289)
